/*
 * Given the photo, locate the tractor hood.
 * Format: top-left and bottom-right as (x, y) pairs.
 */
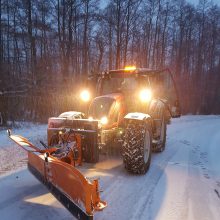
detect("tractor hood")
(47, 93), (124, 132)
(99, 93), (124, 100)
(88, 93), (123, 128)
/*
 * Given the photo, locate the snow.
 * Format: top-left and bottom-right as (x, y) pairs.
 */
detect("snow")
(0, 122), (47, 176)
(0, 116), (220, 220)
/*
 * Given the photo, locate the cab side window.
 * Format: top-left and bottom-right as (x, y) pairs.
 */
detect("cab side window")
(151, 71), (177, 106)
(162, 71), (177, 105)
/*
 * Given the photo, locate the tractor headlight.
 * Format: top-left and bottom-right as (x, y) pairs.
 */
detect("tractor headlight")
(139, 89), (152, 103)
(80, 90), (90, 102)
(100, 116), (108, 125)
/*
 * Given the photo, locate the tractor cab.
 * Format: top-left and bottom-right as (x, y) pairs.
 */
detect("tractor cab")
(92, 67), (181, 118)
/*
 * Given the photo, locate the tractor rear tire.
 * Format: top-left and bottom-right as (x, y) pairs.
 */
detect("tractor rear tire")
(122, 121), (152, 174)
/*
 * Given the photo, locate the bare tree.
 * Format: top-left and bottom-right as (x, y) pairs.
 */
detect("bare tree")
(0, 0), (220, 123)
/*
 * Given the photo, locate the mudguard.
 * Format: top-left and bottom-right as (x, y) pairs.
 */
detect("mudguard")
(7, 130), (107, 220)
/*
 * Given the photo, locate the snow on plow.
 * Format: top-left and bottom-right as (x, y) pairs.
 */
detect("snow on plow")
(7, 130), (107, 220)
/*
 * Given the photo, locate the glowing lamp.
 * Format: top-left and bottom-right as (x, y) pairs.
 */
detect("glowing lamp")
(139, 89), (152, 103)
(80, 90), (90, 102)
(88, 116), (93, 121)
(124, 66), (136, 71)
(100, 116), (108, 125)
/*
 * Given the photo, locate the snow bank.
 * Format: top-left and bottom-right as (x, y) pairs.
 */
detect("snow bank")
(0, 123), (47, 176)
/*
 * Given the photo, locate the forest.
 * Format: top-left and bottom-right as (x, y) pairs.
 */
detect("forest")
(0, 0), (220, 124)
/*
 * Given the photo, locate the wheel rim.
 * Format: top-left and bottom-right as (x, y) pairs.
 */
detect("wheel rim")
(143, 130), (151, 163)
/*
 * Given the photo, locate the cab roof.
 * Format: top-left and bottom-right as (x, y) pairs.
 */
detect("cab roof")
(107, 68), (169, 78)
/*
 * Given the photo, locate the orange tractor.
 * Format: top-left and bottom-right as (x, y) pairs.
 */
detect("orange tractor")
(8, 67), (181, 220)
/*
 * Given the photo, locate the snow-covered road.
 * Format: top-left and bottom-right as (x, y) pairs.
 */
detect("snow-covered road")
(0, 116), (220, 220)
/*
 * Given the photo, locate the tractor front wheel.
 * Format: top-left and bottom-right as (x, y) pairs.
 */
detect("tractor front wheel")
(122, 121), (152, 174)
(154, 114), (167, 152)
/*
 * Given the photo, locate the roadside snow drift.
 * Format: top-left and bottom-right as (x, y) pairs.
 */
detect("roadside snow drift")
(0, 116), (220, 220)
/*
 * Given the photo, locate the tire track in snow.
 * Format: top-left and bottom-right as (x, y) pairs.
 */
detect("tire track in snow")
(180, 121), (220, 220)
(94, 138), (180, 220)
(131, 138), (181, 220)
(186, 140), (214, 220)
(111, 137), (185, 220)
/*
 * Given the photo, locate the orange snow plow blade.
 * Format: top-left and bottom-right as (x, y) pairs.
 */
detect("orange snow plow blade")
(7, 130), (107, 220)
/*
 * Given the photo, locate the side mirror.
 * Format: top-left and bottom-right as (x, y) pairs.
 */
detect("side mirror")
(7, 129), (12, 136)
(171, 100), (181, 118)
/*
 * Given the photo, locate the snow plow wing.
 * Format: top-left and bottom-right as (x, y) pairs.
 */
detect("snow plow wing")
(7, 130), (107, 220)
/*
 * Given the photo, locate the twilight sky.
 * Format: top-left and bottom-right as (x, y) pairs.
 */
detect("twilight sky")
(100, 0), (220, 8)
(189, 0), (220, 5)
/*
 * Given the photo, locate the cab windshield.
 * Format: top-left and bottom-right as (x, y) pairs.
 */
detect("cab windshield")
(101, 76), (148, 95)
